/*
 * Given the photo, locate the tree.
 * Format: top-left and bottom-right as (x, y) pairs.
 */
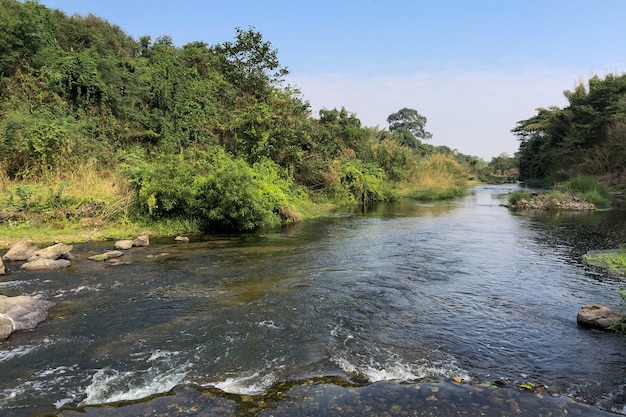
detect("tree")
(210, 26), (288, 96)
(387, 108), (433, 141)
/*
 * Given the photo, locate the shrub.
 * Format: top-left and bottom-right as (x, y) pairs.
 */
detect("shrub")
(134, 147), (308, 231)
(508, 190), (532, 205)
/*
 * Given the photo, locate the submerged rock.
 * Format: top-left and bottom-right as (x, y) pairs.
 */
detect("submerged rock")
(21, 258), (71, 271)
(0, 295), (55, 340)
(577, 304), (626, 331)
(2, 239), (40, 261)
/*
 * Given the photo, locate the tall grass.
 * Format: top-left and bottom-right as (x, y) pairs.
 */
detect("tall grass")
(565, 176), (611, 208)
(0, 162), (135, 247)
(407, 154), (468, 200)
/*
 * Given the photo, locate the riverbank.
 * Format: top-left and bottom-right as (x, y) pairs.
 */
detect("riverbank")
(0, 167), (471, 250)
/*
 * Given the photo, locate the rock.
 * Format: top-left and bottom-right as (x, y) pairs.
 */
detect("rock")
(0, 257), (4, 275)
(21, 258), (71, 271)
(88, 250), (124, 262)
(27, 243), (73, 262)
(512, 193), (596, 210)
(88, 254), (109, 261)
(2, 239), (40, 261)
(175, 236), (190, 242)
(132, 233), (150, 247)
(0, 295), (55, 340)
(104, 250), (124, 259)
(577, 304), (626, 331)
(115, 240), (133, 250)
(147, 253), (170, 259)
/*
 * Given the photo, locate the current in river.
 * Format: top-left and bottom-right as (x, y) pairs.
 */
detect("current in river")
(0, 184), (625, 416)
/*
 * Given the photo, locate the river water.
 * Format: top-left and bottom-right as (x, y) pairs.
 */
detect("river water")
(0, 185), (625, 416)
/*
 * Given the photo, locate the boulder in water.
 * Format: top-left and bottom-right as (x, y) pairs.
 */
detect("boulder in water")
(0, 295), (55, 340)
(2, 239), (40, 261)
(27, 243), (73, 262)
(115, 240), (133, 250)
(577, 304), (626, 331)
(21, 258), (71, 271)
(132, 233), (150, 247)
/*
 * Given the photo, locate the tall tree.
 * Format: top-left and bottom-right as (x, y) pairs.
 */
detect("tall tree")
(209, 27), (288, 97)
(387, 108), (433, 141)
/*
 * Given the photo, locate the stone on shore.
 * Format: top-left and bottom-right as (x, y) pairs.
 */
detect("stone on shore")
(577, 304), (626, 331)
(175, 236), (190, 242)
(2, 239), (40, 261)
(0, 295), (55, 340)
(27, 243), (74, 262)
(0, 257), (4, 275)
(21, 258), (71, 271)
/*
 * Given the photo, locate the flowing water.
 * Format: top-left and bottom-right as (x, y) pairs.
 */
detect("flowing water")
(1, 185), (625, 416)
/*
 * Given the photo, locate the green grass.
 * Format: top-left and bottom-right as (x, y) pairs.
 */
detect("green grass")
(584, 247), (626, 276)
(566, 176), (611, 208)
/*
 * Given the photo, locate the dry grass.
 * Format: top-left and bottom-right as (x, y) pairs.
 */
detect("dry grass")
(0, 162), (137, 248)
(406, 154), (468, 200)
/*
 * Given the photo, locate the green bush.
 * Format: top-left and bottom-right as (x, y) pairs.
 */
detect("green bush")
(134, 147), (307, 231)
(508, 190), (532, 205)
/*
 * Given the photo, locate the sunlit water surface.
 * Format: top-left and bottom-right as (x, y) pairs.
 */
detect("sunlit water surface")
(1, 185), (625, 416)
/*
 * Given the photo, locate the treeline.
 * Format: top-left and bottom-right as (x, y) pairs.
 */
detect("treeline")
(0, 0), (488, 232)
(513, 73), (626, 186)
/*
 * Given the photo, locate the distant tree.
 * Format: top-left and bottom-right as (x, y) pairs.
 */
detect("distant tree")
(513, 73), (626, 182)
(387, 107), (433, 141)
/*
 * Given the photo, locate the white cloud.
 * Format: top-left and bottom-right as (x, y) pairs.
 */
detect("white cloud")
(288, 68), (589, 160)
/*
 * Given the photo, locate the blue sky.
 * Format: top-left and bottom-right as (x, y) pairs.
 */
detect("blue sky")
(40, 1), (626, 159)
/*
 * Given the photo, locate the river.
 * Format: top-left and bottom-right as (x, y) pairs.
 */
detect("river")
(0, 184), (625, 416)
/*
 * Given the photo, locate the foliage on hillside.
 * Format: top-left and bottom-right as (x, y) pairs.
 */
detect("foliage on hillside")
(513, 73), (626, 186)
(0, 0), (487, 236)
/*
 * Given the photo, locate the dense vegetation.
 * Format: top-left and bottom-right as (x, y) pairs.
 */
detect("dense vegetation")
(513, 73), (626, 186)
(1, 0), (499, 242)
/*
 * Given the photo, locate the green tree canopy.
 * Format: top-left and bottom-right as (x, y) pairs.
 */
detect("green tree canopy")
(387, 107), (433, 141)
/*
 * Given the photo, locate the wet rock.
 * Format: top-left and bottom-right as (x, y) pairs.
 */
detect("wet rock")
(115, 240), (133, 250)
(104, 250), (124, 258)
(175, 236), (190, 242)
(88, 250), (124, 262)
(577, 304), (626, 331)
(27, 243), (73, 262)
(147, 252), (170, 259)
(132, 233), (150, 247)
(21, 258), (71, 271)
(2, 239), (40, 261)
(0, 295), (55, 340)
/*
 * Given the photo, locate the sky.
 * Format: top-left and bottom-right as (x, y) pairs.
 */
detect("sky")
(39, 0), (626, 160)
